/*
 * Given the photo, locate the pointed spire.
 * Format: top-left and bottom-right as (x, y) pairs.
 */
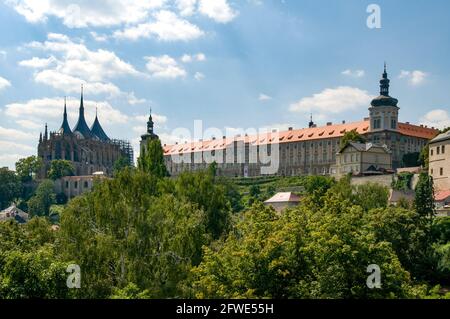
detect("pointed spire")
(308, 113), (315, 128)
(380, 62), (390, 96)
(147, 107), (154, 134)
(73, 85), (93, 139)
(90, 106), (110, 141)
(44, 123), (48, 141)
(59, 96), (72, 136)
(39, 132), (42, 143)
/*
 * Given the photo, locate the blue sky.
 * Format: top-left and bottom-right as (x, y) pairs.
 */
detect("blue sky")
(0, 0), (449, 169)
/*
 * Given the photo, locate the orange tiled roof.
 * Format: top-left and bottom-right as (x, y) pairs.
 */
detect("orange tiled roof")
(163, 120), (438, 155)
(398, 122), (438, 140)
(435, 190), (450, 202)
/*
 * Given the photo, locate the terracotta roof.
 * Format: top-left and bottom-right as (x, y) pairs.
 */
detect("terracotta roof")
(163, 120), (438, 156)
(435, 190), (450, 202)
(398, 122), (438, 140)
(264, 192), (301, 204)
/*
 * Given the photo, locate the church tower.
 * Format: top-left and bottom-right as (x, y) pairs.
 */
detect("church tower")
(369, 64), (400, 132)
(140, 108), (159, 153)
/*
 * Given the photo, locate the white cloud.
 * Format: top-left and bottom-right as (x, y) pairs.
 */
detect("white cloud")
(0, 50), (8, 59)
(25, 33), (140, 82)
(0, 126), (35, 141)
(399, 70), (428, 86)
(259, 93), (272, 101)
(128, 92), (147, 105)
(113, 10), (204, 42)
(16, 119), (42, 130)
(145, 55), (186, 79)
(5, 0), (166, 28)
(5, 97), (129, 126)
(289, 87), (373, 116)
(90, 31), (108, 42)
(342, 69), (365, 78)
(420, 109), (450, 130)
(181, 53), (206, 63)
(19, 56), (56, 68)
(176, 0), (197, 16)
(194, 72), (205, 80)
(198, 0), (237, 23)
(34, 70), (121, 96)
(0, 76), (11, 91)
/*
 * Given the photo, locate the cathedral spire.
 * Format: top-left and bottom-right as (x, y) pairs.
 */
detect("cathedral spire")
(58, 96), (72, 135)
(73, 84), (93, 139)
(91, 106), (110, 141)
(39, 132), (42, 143)
(44, 123), (48, 141)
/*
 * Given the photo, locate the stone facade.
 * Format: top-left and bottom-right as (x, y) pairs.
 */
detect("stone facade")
(54, 173), (107, 199)
(159, 66), (437, 178)
(429, 131), (450, 191)
(333, 142), (392, 177)
(37, 88), (133, 178)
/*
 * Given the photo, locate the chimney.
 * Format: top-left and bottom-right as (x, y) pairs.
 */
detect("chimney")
(272, 129), (277, 133)
(363, 117), (369, 121)
(326, 122), (332, 126)
(342, 120), (346, 124)
(212, 137), (216, 140)
(223, 136), (226, 139)
(288, 127), (293, 131)
(406, 121), (410, 124)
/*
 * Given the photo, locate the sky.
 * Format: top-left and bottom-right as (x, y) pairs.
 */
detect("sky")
(0, 0), (449, 169)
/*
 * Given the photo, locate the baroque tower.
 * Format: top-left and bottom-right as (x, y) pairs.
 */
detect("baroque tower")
(369, 63), (400, 132)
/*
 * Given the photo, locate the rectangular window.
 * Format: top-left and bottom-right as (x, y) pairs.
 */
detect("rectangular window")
(441, 168), (444, 176)
(65, 181), (69, 188)
(437, 147), (440, 155)
(431, 149), (434, 156)
(431, 169), (434, 175)
(74, 181), (78, 189)
(442, 145), (445, 154)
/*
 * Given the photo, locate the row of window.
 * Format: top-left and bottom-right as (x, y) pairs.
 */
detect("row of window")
(430, 168), (445, 176)
(431, 145), (446, 156)
(65, 180), (90, 189)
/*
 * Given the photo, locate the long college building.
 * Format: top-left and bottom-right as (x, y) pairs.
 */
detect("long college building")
(143, 66), (438, 177)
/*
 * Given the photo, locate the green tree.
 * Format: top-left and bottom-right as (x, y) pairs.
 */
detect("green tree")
(414, 173), (435, 220)
(192, 202), (412, 299)
(353, 183), (389, 212)
(47, 160), (75, 180)
(58, 169), (208, 298)
(0, 217), (71, 299)
(0, 168), (22, 210)
(419, 144), (430, 169)
(15, 156), (43, 182)
(113, 156), (132, 176)
(138, 139), (169, 178)
(340, 129), (366, 149)
(27, 180), (56, 217)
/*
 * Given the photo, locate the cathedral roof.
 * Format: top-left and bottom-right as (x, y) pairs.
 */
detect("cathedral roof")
(58, 97), (72, 136)
(91, 110), (110, 141)
(73, 86), (94, 139)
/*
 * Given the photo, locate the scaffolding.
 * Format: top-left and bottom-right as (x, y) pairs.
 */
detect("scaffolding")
(111, 139), (134, 166)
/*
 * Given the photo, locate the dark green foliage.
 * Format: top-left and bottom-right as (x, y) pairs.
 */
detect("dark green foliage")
(0, 168), (22, 210)
(113, 156), (132, 176)
(419, 144), (430, 169)
(27, 180), (56, 217)
(47, 160), (75, 180)
(393, 172), (413, 191)
(401, 152), (420, 168)
(137, 139), (169, 178)
(340, 129), (366, 149)
(0, 218), (71, 299)
(414, 173), (435, 219)
(15, 156), (43, 182)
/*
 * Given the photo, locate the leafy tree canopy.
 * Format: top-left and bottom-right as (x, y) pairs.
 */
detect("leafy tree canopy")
(47, 160), (75, 180)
